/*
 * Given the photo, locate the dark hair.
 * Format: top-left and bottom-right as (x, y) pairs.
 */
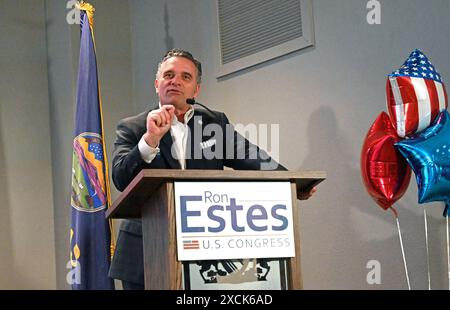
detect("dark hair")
(156, 49), (202, 84)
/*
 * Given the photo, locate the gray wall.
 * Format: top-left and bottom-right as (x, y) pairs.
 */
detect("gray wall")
(0, 0), (56, 289)
(1, 0), (449, 289)
(45, 0), (77, 290)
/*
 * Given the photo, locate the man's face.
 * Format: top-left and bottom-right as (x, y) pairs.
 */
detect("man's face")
(155, 56), (200, 109)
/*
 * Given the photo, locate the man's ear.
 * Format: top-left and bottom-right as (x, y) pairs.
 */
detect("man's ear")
(193, 83), (200, 98)
(154, 79), (159, 94)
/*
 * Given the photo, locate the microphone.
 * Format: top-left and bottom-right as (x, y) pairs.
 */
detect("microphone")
(186, 98), (196, 105)
(186, 98), (216, 115)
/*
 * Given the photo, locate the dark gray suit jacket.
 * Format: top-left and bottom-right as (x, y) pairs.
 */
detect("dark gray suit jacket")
(108, 108), (286, 285)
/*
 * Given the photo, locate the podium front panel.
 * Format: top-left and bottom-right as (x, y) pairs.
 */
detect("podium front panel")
(182, 258), (289, 290)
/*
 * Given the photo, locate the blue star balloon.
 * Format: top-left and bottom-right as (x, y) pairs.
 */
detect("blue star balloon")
(395, 111), (450, 217)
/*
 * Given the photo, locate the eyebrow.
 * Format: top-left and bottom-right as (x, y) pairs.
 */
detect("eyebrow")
(163, 70), (193, 78)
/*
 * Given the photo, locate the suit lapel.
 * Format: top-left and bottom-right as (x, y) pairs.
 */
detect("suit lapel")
(159, 131), (181, 169)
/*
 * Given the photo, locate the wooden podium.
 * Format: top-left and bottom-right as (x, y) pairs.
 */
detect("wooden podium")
(106, 169), (325, 290)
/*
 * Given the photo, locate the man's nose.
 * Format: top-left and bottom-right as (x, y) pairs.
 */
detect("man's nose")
(170, 74), (182, 86)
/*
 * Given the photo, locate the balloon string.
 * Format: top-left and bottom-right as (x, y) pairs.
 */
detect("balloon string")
(396, 216), (411, 290)
(423, 208), (431, 290)
(447, 214), (449, 290)
(390, 207), (398, 218)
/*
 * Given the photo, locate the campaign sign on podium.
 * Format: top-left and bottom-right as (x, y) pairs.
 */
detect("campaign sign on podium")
(106, 169), (326, 290)
(174, 182), (295, 261)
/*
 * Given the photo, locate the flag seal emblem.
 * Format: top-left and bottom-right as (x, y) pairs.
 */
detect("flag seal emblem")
(71, 132), (107, 212)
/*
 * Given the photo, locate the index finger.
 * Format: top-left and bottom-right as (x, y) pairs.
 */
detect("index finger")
(162, 105), (175, 112)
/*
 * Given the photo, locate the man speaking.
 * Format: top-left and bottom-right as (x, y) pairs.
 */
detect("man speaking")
(108, 49), (314, 289)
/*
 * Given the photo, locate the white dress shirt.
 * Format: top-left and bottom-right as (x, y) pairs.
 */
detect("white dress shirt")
(138, 105), (194, 169)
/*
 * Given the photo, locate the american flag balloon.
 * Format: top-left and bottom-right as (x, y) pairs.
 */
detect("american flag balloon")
(386, 49), (448, 138)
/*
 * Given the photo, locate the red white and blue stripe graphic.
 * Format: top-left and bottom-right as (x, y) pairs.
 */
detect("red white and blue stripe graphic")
(183, 240), (200, 250)
(386, 49), (448, 138)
